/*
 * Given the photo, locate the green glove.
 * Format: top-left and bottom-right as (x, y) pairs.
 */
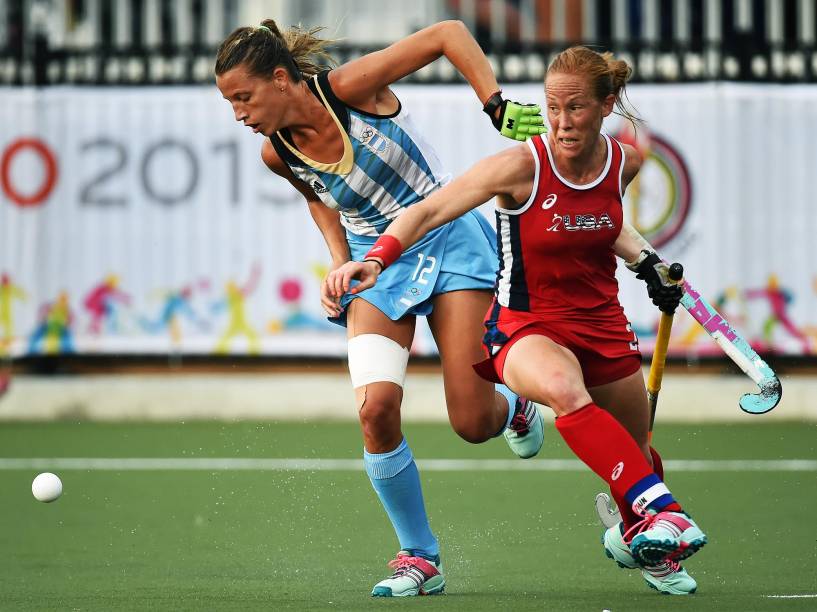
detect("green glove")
(483, 92), (547, 141)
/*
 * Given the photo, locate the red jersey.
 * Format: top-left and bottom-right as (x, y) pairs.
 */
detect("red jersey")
(494, 133), (626, 316)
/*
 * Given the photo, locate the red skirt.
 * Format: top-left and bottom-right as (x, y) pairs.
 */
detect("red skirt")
(474, 301), (642, 388)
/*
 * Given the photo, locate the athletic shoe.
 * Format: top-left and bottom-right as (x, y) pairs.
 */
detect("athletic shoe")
(503, 398), (544, 459)
(371, 550), (445, 597)
(642, 559), (697, 595)
(603, 522), (639, 569)
(603, 522), (697, 595)
(625, 511), (707, 565)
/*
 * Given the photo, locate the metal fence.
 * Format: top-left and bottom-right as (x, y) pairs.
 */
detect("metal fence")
(1, 0), (815, 84)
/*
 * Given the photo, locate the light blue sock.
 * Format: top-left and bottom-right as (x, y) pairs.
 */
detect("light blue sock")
(494, 384), (519, 435)
(364, 438), (439, 559)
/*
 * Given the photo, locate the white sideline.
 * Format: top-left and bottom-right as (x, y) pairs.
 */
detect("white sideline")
(0, 458), (815, 471)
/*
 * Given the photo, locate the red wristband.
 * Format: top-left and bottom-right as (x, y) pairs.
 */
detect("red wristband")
(364, 235), (403, 270)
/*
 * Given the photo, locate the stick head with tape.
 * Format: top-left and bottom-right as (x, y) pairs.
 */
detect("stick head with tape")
(739, 370), (783, 414)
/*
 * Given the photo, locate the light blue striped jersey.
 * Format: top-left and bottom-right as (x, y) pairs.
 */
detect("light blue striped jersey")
(269, 71), (450, 237)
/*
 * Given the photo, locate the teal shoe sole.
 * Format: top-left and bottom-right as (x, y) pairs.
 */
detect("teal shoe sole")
(631, 534), (707, 565)
(371, 577), (445, 597)
(371, 585), (445, 597)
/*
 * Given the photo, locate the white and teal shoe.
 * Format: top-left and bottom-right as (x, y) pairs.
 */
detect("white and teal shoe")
(642, 559), (697, 595)
(604, 522), (697, 595)
(503, 398), (544, 459)
(371, 550), (445, 597)
(603, 522), (639, 569)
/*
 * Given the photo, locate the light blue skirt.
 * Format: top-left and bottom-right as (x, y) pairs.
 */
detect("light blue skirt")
(332, 210), (497, 326)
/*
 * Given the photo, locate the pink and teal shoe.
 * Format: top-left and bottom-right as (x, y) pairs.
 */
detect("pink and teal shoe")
(604, 522), (698, 595)
(625, 511), (707, 566)
(371, 550), (445, 597)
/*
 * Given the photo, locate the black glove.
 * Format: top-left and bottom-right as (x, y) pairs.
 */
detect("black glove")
(626, 250), (684, 314)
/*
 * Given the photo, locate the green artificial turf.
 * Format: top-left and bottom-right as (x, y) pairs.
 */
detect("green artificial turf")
(1, 421), (815, 611)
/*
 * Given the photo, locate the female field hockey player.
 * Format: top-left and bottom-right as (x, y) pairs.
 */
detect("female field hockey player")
(216, 20), (547, 597)
(328, 46), (708, 596)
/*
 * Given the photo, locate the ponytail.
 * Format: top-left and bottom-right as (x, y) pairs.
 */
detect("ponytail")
(215, 19), (337, 81)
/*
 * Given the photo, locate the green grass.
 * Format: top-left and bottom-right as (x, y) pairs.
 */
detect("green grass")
(1, 421), (816, 611)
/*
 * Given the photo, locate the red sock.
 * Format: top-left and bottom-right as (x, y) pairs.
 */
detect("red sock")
(555, 403), (661, 509)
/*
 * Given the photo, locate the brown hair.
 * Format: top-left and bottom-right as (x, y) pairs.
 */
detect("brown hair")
(215, 19), (337, 81)
(547, 46), (642, 129)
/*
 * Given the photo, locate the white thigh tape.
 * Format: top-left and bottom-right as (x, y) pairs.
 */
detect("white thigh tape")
(347, 334), (410, 389)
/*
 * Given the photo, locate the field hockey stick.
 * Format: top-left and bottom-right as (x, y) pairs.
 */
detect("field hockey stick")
(594, 263), (683, 529)
(647, 262), (684, 439)
(622, 223), (782, 415)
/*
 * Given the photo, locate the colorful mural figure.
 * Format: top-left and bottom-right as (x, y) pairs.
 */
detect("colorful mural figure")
(84, 274), (131, 335)
(0, 272), (27, 355)
(268, 264), (338, 333)
(803, 277), (817, 352)
(29, 291), (74, 354)
(213, 264), (261, 354)
(745, 274), (811, 353)
(141, 281), (209, 346)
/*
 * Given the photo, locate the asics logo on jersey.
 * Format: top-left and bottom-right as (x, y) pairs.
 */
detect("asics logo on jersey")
(611, 461), (624, 481)
(546, 213), (615, 232)
(311, 179), (328, 194)
(542, 193), (558, 209)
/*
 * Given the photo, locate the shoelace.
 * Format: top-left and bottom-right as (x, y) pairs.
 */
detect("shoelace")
(387, 555), (427, 578)
(622, 512), (658, 545)
(508, 400), (530, 435)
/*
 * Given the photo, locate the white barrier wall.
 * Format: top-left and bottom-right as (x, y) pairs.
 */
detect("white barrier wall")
(1, 83), (815, 357)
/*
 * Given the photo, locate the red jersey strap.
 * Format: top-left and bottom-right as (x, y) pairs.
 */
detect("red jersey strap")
(528, 134), (624, 195)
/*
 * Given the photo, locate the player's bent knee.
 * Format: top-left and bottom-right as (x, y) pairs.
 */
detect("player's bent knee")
(349, 334), (408, 440)
(536, 371), (588, 414)
(348, 334), (410, 389)
(449, 417), (492, 444)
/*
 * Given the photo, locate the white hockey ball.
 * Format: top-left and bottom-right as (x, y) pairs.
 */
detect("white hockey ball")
(32, 472), (63, 503)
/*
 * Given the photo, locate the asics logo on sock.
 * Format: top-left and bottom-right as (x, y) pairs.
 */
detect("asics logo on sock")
(611, 461), (624, 481)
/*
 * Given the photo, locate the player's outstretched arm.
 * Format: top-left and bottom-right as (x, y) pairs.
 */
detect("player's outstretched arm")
(333, 21), (498, 106)
(331, 21), (544, 141)
(326, 145), (534, 297)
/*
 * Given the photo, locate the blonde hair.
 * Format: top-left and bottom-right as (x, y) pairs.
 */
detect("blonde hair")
(215, 19), (337, 81)
(547, 46), (642, 129)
